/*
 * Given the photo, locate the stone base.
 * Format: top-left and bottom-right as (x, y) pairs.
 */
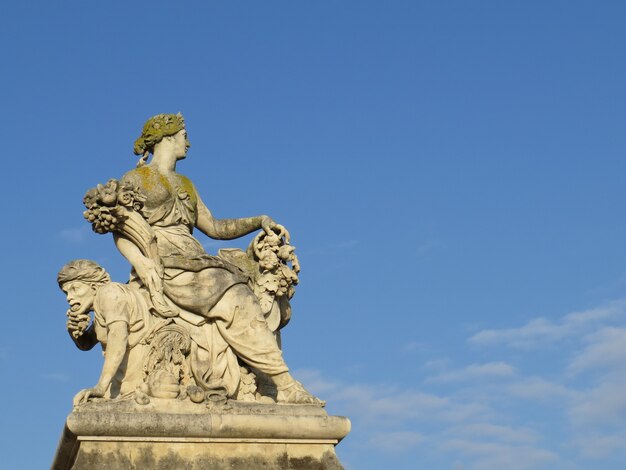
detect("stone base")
(51, 399), (350, 470)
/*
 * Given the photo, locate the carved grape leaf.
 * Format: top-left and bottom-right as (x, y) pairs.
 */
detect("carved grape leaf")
(256, 273), (280, 293)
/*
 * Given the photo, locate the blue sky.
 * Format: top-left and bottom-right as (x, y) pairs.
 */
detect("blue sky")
(1, 1), (626, 469)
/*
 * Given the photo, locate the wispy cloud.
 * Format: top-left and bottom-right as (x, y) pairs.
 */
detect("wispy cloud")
(295, 369), (556, 467)
(505, 377), (575, 402)
(569, 376), (626, 428)
(426, 362), (516, 383)
(59, 226), (91, 243)
(464, 299), (626, 467)
(569, 431), (626, 459)
(557, 327), (626, 428)
(440, 439), (558, 470)
(298, 297), (626, 468)
(568, 327), (626, 373)
(468, 300), (626, 348)
(446, 423), (538, 444)
(297, 369), (491, 427)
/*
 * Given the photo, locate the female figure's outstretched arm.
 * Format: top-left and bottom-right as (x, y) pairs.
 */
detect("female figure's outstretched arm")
(195, 193), (275, 240)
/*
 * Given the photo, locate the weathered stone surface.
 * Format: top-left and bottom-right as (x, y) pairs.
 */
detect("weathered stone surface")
(70, 441), (343, 470)
(52, 400), (350, 470)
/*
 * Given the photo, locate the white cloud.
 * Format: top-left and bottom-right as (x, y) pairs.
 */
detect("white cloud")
(569, 432), (626, 459)
(569, 376), (626, 427)
(59, 226), (91, 243)
(298, 295), (626, 468)
(460, 299), (626, 466)
(505, 377), (575, 402)
(447, 423), (538, 444)
(296, 368), (339, 394)
(295, 368), (557, 466)
(426, 362), (516, 383)
(297, 369), (492, 427)
(468, 301), (626, 348)
(441, 439), (558, 470)
(468, 318), (563, 347)
(559, 327), (626, 429)
(330, 384), (449, 424)
(568, 327), (626, 373)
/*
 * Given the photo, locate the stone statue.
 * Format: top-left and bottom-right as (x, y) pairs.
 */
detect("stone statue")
(65, 113), (321, 407)
(52, 113), (350, 470)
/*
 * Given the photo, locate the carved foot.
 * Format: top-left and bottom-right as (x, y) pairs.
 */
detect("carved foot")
(276, 380), (325, 406)
(134, 389), (151, 405)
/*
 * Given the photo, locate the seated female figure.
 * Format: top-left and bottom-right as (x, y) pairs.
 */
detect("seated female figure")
(112, 114), (319, 404)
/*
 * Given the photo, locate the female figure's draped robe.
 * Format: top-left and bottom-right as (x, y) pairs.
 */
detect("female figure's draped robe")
(120, 166), (288, 397)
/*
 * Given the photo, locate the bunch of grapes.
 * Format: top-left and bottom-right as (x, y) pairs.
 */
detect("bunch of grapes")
(84, 206), (120, 234)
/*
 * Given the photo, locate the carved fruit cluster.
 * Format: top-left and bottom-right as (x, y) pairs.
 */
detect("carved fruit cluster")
(252, 226), (300, 300)
(83, 179), (146, 234)
(235, 366), (259, 402)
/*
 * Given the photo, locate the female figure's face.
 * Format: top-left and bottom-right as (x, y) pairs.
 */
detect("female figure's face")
(172, 129), (191, 160)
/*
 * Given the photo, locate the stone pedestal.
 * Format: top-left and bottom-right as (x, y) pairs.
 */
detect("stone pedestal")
(51, 399), (351, 470)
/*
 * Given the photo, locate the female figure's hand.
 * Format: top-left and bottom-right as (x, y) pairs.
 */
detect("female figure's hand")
(134, 257), (164, 295)
(260, 215), (277, 235)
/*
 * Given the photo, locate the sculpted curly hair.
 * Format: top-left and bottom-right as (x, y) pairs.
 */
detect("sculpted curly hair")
(57, 259), (111, 288)
(133, 113), (186, 166)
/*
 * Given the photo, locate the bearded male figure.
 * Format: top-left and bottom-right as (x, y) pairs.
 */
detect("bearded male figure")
(58, 260), (165, 404)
